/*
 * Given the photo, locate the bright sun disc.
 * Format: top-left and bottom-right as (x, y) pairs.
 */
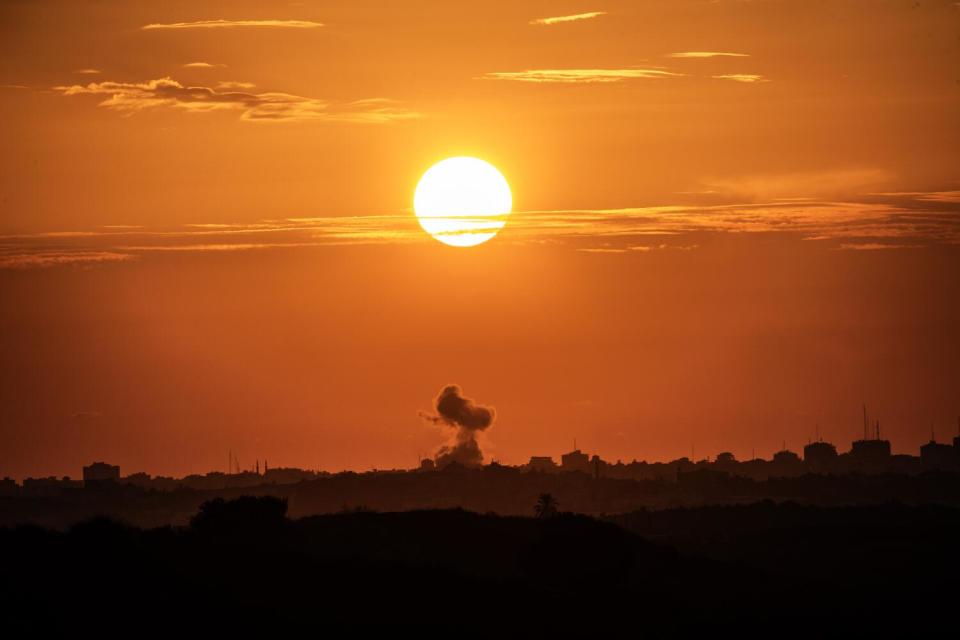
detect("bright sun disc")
(414, 157), (512, 247)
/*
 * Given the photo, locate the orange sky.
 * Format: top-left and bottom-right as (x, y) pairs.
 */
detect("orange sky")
(1, 1), (959, 479)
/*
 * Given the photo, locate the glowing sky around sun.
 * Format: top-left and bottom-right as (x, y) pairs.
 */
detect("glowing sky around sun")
(1, 0), (958, 479)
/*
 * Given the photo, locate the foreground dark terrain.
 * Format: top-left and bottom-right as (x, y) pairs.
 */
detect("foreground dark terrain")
(6, 467), (960, 529)
(2, 496), (957, 635)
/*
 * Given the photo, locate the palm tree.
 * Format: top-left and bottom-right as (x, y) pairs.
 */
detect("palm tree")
(534, 493), (559, 519)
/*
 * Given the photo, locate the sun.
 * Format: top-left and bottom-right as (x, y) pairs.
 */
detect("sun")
(414, 157), (512, 247)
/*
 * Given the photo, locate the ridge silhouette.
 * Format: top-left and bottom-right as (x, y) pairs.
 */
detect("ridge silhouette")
(1, 496), (956, 634)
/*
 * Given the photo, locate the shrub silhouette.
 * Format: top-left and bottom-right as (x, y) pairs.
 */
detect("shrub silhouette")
(190, 495), (288, 533)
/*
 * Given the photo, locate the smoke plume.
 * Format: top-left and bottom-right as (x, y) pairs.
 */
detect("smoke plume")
(421, 385), (495, 468)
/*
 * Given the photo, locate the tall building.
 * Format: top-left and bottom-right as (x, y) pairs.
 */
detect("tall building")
(849, 407), (891, 472)
(849, 439), (891, 467)
(561, 449), (591, 473)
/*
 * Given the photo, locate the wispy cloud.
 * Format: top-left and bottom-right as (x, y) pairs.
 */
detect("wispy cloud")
(530, 12), (607, 26)
(712, 74), (768, 83)
(482, 68), (681, 84)
(871, 190), (960, 204)
(3, 191), (956, 269)
(117, 242), (321, 253)
(668, 52), (749, 58)
(578, 243), (698, 254)
(142, 19), (323, 30)
(703, 168), (892, 200)
(75, 68), (102, 75)
(836, 242), (920, 251)
(54, 77), (419, 123)
(182, 62), (226, 69)
(0, 251), (135, 270)
(0, 218), (412, 270)
(515, 197), (960, 250)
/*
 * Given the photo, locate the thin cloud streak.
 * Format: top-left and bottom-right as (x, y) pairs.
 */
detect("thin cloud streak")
(530, 12), (607, 26)
(54, 78), (419, 123)
(182, 62), (226, 69)
(712, 74), (768, 83)
(142, 19), (323, 30)
(836, 243), (921, 251)
(117, 242), (325, 252)
(577, 244), (698, 254)
(703, 168), (892, 200)
(871, 190), (960, 204)
(482, 69), (681, 84)
(668, 52), (749, 58)
(0, 251), (135, 270)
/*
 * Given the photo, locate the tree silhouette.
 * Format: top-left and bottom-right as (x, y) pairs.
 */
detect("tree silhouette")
(190, 495), (288, 533)
(534, 493), (559, 518)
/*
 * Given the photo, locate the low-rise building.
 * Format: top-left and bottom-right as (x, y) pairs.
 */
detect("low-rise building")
(527, 456), (557, 473)
(83, 462), (120, 487)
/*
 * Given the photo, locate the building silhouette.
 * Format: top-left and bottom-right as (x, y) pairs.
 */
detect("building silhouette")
(561, 449), (590, 473)
(803, 440), (838, 472)
(82, 461), (120, 487)
(849, 438), (891, 471)
(4, 410), (960, 500)
(1, 477), (19, 497)
(527, 456), (557, 473)
(920, 438), (956, 470)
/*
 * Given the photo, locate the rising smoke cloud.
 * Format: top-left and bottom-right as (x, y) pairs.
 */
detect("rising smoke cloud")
(420, 385), (495, 468)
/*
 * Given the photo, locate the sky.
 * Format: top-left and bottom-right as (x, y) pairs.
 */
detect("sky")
(1, 0), (959, 480)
